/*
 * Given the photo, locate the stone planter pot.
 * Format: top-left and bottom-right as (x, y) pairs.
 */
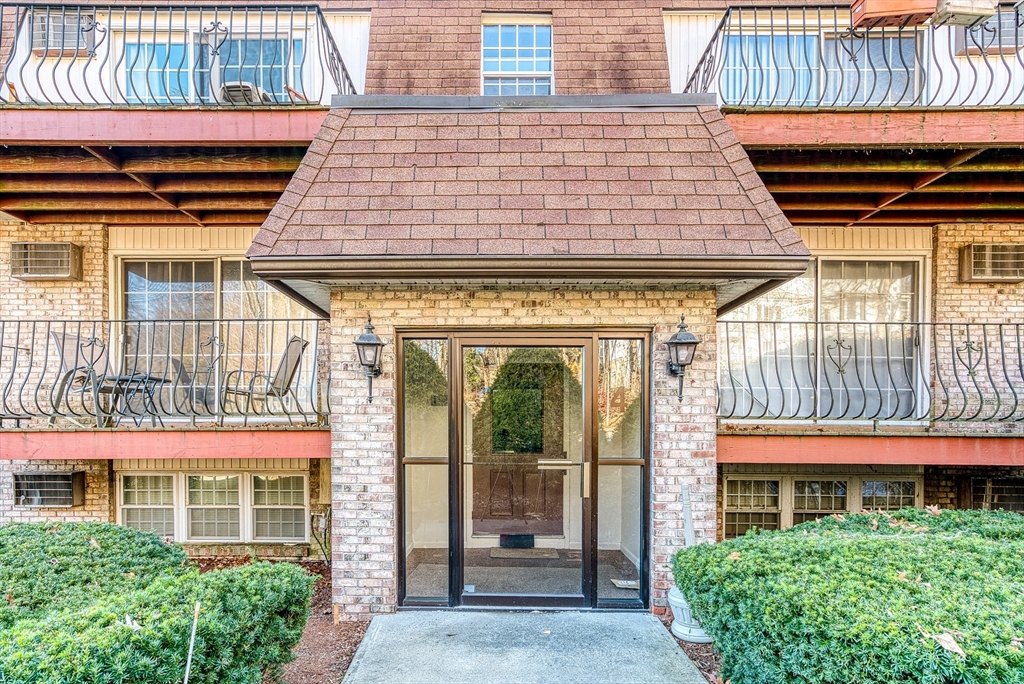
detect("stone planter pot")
(668, 586), (713, 644)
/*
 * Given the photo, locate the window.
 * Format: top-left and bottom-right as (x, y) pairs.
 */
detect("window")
(253, 475), (306, 540)
(197, 37), (304, 103)
(793, 480), (848, 525)
(724, 479), (780, 539)
(972, 478), (1024, 513)
(862, 480), (917, 511)
(482, 19), (552, 95)
(723, 35), (818, 106)
(13, 472), (85, 508)
(125, 44), (191, 104)
(956, 6), (1024, 56)
(187, 475), (241, 540)
(824, 35), (918, 106)
(117, 472), (308, 542)
(121, 475), (175, 538)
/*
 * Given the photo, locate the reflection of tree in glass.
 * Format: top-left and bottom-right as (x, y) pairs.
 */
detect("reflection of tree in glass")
(472, 348), (582, 456)
(404, 341), (448, 409)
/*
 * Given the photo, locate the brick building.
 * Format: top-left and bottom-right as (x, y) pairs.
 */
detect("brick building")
(1, 0), (1022, 619)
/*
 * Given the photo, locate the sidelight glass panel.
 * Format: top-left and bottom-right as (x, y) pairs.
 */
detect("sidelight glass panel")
(403, 464), (449, 599)
(597, 340), (643, 460)
(598, 465), (643, 602)
(461, 345), (584, 598)
(403, 340), (450, 460)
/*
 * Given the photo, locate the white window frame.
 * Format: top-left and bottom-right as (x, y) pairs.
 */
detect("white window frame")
(116, 471), (309, 544)
(724, 473), (924, 535)
(480, 13), (554, 96)
(119, 473), (176, 539)
(251, 473), (310, 542)
(723, 477), (782, 539)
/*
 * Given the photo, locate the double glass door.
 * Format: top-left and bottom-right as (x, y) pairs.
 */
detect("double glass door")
(401, 332), (647, 609)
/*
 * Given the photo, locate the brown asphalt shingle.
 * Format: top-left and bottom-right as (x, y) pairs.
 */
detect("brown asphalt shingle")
(248, 105), (807, 260)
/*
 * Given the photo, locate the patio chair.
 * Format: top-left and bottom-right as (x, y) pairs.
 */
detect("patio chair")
(220, 335), (309, 425)
(48, 331), (159, 428)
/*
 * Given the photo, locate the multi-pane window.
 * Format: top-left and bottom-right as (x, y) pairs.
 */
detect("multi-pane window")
(125, 44), (190, 104)
(972, 478), (1024, 513)
(121, 475), (175, 538)
(793, 480), (847, 525)
(253, 475), (306, 540)
(862, 480), (917, 511)
(724, 479), (780, 539)
(187, 475), (241, 540)
(482, 21), (552, 95)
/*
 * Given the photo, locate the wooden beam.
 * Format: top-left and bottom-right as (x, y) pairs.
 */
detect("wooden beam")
(726, 109), (1024, 148)
(766, 179), (1024, 194)
(782, 197), (1024, 212)
(756, 158), (1024, 173)
(787, 211), (1024, 224)
(154, 174), (292, 193)
(177, 195), (279, 211)
(0, 108), (327, 146)
(0, 195), (175, 211)
(0, 150), (304, 174)
(25, 210), (269, 225)
(0, 174), (142, 193)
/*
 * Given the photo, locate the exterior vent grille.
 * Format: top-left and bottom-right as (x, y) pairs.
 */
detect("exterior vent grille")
(13, 472), (86, 508)
(32, 11), (94, 53)
(960, 243), (1024, 283)
(10, 242), (83, 281)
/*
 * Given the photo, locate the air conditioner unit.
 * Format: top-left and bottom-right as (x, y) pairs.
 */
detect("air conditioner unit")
(959, 243), (1024, 282)
(220, 81), (274, 105)
(31, 10), (94, 53)
(933, 0), (999, 26)
(10, 242), (83, 281)
(13, 472), (86, 508)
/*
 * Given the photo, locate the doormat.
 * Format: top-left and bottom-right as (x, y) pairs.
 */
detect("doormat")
(489, 548), (560, 559)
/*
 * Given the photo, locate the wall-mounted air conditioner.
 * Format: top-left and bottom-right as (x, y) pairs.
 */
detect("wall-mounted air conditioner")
(959, 243), (1024, 282)
(10, 242), (83, 281)
(933, 0), (999, 26)
(13, 472), (86, 508)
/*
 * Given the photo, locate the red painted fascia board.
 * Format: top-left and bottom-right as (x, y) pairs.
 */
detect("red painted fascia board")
(725, 109), (1024, 148)
(0, 430), (331, 460)
(0, 108), (329, 146)
(719, 434), (1024, 466)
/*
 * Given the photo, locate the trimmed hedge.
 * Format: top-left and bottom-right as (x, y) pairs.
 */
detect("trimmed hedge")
(0, 523), (315, 684)
(673, 509), (1024, 684)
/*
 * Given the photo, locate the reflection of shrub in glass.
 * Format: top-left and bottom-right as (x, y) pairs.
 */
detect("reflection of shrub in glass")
(403, 341), (449, 459)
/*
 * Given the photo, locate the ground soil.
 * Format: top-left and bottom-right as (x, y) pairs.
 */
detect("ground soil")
(193, 558), (367, 684)
(659, 611), (723, 684)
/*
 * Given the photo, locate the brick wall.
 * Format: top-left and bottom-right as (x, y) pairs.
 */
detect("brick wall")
(925, 465), (1024, 509)
(0, 459), (112, 524)
(318, 0), (673, 95)
(0, 221), (107, 320)
(933, 223), (1024, 324)
(328, 284), (718, 619)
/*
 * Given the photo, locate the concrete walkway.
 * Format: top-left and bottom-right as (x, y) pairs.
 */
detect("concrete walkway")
(342, 611), (708, 684)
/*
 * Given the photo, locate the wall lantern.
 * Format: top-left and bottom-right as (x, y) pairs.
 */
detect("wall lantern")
(666, 315), (700, 402)
(354, 315), (384, 402)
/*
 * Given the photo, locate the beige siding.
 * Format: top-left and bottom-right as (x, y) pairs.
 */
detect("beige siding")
(109, 226), (258, 254)
(664, 12), (722, 93)
(796, 226), (932, 252)
(114, 458), (310, 471)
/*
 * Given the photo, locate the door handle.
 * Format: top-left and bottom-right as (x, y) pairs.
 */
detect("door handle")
(581, 461), (591, 499)
(537, 459), (573, 470)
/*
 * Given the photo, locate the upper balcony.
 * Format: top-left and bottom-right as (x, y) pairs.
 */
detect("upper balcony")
(684, 4), (1024, 110)
(0, 3), (356, 108)
(0, 318), (329, 429)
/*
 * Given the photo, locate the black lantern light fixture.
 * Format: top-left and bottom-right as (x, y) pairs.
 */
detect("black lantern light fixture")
(666, 315), (700, 402)
(354, 315), (384, 402)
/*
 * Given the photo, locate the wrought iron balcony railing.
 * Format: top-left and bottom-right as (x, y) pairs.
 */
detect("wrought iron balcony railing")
(0, 319), (329, 428)
(685, 4), (1024, 108)
(719, 322), (1024, 424)
(0, 3), (356, 107)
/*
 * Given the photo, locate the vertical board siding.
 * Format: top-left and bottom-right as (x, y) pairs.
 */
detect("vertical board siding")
(796, 226), (932, 252)
(113, 458), (310, 471)
(664, 12), (722, 93)
(109, 226), (259, 253)
(324, 12), (372, 96)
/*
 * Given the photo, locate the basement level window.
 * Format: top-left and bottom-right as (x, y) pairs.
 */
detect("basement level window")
(481, 15), (552, 96)
(724, 479), (781, 539)
(13, 472), (85, 508)
(972, 478), (1024, 513)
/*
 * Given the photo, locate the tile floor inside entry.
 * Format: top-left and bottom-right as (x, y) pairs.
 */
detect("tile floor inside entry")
(342, 610), (707, 684)
(405, 549), (640, 598)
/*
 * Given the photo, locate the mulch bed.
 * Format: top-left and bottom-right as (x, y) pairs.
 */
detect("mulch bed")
(193, 557), (368, 684)
(659, 611), (723, 684)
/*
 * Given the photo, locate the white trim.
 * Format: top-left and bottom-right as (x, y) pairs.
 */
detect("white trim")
(480, 13), (552, 25)
(480, 17), (555, 95)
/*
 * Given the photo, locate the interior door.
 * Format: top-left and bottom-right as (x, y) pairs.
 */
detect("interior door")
(459, 340), (591, 605)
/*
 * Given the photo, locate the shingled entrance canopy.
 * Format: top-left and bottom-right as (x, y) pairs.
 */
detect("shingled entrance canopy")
(248, 95), (809, 315)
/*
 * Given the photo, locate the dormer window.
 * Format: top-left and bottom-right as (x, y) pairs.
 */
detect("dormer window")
(481, 14), (552, 95)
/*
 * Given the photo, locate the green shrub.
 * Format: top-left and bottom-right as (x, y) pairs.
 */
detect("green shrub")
(0, 522), (188, 626)
(673, 509), (1024, 684)
(0, 523), (315, 684)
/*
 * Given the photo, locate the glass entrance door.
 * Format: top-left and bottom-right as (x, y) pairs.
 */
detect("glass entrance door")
(459, 342), (590, 606)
